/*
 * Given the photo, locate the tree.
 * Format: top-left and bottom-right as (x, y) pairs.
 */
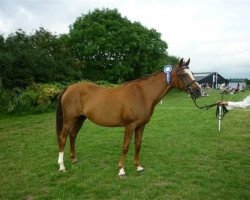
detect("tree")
(30, 28), (83, 83)
(1, 29), (34, 88)
(69, 8), (171, 83)
(0, 28), (83, 88)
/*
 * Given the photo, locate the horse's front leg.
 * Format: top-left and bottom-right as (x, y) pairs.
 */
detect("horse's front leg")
(134, 125), (145, 172)
(118, 124), (135, 176)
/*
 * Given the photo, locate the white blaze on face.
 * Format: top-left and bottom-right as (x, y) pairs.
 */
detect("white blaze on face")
(183, 68), (195, 81)
(183, 68), (202, 91)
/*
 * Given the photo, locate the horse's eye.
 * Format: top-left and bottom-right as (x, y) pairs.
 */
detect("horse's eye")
(182, 73), (188, 78)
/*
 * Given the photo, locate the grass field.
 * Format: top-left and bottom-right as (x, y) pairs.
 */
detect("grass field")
(0, 89), (250, 200)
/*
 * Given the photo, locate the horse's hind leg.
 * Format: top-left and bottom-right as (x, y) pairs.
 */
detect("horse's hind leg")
(69, 115), (86, 163)
(58, 120), (74, 171)
(134, 125), (145, 172)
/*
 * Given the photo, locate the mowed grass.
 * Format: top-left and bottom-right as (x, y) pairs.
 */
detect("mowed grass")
(0, 90), (250, 200)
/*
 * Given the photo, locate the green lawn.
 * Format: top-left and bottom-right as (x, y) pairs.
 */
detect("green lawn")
(0, 90), (249, 199)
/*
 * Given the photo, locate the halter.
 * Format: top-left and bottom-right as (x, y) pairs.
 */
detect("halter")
(176, 66), (198, 99)
(177, 66), (215, 108)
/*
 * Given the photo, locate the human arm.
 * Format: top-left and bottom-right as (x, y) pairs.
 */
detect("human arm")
(219, 95), (250, 110)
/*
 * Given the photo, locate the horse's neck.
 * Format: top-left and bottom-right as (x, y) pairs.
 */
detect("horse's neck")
(138, 72), (173, 105)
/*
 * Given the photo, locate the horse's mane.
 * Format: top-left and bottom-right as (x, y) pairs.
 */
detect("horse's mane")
(123, 70), (163, 85)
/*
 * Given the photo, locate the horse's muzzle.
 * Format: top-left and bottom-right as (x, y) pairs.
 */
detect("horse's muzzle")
(189, 82), (202, 99)
(192, 88), (202, 99)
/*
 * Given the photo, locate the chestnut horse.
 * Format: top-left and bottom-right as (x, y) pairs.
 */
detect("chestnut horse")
(56, 58), (202, 176)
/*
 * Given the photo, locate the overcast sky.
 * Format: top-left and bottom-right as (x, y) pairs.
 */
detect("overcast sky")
(0, 0), (250, 78)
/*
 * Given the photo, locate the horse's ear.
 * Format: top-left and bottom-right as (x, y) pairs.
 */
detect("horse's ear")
(179, 58), (184, 67)
(185, 58), (190, 66)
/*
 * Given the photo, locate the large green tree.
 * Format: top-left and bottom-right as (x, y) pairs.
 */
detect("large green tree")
(69, 8), (171, 83)
(0, 8), (179, 88)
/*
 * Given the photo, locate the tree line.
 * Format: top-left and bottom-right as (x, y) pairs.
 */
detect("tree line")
(0, 8), (179, 89)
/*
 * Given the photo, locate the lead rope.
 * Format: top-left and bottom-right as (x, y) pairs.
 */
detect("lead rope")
(190, 93), (217, 110)
(190, 91), (229, 119)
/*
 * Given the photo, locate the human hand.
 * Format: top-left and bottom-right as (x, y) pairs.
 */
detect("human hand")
(217, 101), (228, 106)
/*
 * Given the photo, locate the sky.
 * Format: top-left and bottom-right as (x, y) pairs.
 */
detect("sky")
(0, 0), (250, 79)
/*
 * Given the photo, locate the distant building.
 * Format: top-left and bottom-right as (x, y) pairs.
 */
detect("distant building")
(229, 79), (246, 90)
(193, 72), (228, 89)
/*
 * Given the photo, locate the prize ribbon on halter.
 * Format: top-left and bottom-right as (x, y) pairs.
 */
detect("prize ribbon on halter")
(163, 65), (173, 84)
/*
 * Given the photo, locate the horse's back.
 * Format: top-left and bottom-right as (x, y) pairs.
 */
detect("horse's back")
(61, 82), (147, 127)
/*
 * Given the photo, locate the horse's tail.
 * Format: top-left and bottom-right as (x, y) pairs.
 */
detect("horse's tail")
(56, 88), (67, 144)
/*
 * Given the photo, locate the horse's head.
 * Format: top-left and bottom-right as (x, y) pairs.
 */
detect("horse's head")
(175, 58), (202, 99)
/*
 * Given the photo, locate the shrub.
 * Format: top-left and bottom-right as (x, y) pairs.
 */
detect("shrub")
(28, 83), (62, 106)
(0, 81), (118, 113)
(15, 90), (38, 111)
(0, 83), (64, 113)
(0, 89), (17, 112)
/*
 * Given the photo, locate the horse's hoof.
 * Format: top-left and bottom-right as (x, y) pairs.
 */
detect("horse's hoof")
(136, 166), (144, 172)
(118, 167), (126, 177)
(59, 169), (66, 173)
